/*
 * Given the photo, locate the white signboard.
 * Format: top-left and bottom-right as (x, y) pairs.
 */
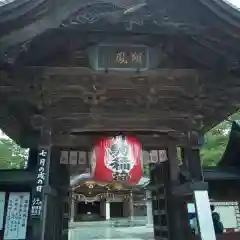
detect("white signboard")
(60, 151), (69, 164)
(188, 201), (240, 231)
(194, 191), (216, 240)
(159, 150), (168, 162)
(78, 151), (87, 165)
(4, 192), (30, 240)
(69, 151), (78, 165)
(149, 150), (158, 163)
(216, 205), (238, 229)
(0, 192), (6, 230)
(149, 150), (168, 163)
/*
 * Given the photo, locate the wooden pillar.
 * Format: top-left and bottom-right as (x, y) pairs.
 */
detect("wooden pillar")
(30, 126), (70, 240)
(51, 148), (70, 240)
(167, 146), (186, 240)
(181, 146), (214, 240)
(30, 148), (43, 240)
(40, 129), (53, 240)
(149, 170), (157, 236)
(100, 199), (105, 218)
(123, 198), (129, 217)
(149, 150), (169, 239)
(149, 147), (191, 240)
(30, 128), (52, 240)
(182, 148), (203, 181)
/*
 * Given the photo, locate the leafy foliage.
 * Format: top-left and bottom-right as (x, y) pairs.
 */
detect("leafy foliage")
(200, 130), (228, 166)
(141, 112), (240, 174)
(0, 134), (28, 169)
(200, 111), (240, 166)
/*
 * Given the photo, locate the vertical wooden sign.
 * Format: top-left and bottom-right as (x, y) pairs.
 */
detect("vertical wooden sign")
(31, 148), (49, 217)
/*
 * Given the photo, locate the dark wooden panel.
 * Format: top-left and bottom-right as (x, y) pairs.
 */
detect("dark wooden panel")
(194, 233), (240, 240)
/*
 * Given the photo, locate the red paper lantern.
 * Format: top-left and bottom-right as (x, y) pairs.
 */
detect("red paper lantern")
(90, 136), (142, 183)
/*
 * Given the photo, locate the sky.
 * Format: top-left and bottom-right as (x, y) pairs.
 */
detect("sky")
(227, 0), (240, 8)
(0, 130), (9, 139)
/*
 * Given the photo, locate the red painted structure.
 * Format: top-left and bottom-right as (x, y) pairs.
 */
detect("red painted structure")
(91, 136), (142, 183)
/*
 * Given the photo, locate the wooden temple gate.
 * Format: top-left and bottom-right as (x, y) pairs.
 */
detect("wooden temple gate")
(0, 0), (240, 239)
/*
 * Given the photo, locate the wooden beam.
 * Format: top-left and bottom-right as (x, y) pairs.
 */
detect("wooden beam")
(0, 87), (196, 106)
(1, 68), (201, 96)
(45, 111), (199, 121)
(14, 66), (201, 78)
(47, 116), (198, 133)
(52, 133), (189, 149)
(1, 67), (239, 137)
(40, 97), (201, 119)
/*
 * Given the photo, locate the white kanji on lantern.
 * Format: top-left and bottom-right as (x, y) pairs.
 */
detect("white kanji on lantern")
(104, 136), (135, 173)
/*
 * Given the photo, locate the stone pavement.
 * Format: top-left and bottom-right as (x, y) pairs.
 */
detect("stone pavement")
(68, 221), (154, 240)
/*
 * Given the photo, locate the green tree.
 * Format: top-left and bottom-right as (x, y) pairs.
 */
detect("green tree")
(201, 111), (240, 166)
(0, 136), (28, 169)
(200, 130), (228, 166)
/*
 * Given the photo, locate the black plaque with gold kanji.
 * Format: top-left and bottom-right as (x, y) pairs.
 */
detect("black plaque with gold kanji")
(97, 45), (148, 70)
